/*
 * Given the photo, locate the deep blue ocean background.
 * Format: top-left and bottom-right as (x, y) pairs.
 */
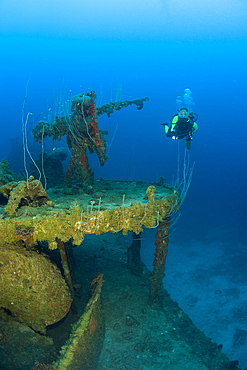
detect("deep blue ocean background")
(1, 0), (247, 367)
(0, 2), (247, 254)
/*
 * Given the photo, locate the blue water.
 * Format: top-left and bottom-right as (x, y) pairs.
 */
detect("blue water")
(1, 1), (246, 251)
(1, 0), (247, 367)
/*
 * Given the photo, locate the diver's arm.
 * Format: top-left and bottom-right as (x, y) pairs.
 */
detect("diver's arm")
(172, 115), (178, 124)
(169, 116), (178, 134)
(162, 123), (175, 134)
(170, 123), (176, 131)
(192, 122), (198, 132)
(166, 123), (177, 137)
(163, 115), (178, 137)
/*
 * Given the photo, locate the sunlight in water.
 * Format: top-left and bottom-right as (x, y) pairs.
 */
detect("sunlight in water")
(1, 0), (246, 40)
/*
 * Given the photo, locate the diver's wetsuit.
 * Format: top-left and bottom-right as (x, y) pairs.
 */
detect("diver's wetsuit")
(165, 113), (198, 149)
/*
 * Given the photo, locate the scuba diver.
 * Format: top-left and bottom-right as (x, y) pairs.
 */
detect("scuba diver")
(163, 107), (198, 149)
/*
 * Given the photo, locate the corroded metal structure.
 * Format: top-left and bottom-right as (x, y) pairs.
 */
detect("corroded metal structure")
(32, 92), (149, 187)
(0, 178), (178, 249)
(0, 177), (179, 368)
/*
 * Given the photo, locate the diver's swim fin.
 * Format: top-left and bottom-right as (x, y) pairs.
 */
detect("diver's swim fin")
(186, 140), (191, 149)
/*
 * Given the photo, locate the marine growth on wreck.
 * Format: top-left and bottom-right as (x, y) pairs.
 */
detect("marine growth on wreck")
(0, 90), (180, 369)
(0, 91), (238, 370)
(32, 91), (149, 187)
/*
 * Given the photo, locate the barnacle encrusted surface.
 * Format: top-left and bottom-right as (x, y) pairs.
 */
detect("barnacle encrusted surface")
(0, 180), (179, 249)
(0, 243), (72, 333)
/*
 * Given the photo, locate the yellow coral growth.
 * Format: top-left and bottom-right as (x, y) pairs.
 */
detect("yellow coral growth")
(0, 243), (72, 332)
